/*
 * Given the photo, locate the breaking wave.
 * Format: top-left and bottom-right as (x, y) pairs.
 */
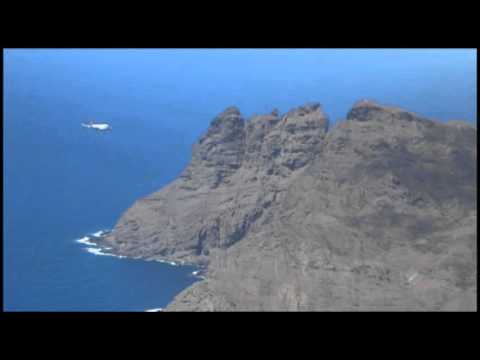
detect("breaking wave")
(145, 307), (164, 312)
(76, 236), (96, 246)
(85, 247), (126, 258)
(75, 229), (126, 259)
(75, 230), (198, 268)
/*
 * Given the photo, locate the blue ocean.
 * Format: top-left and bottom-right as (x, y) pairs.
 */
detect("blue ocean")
(3, 49), (476, 311)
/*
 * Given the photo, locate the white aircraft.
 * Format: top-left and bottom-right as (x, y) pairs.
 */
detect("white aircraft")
(81, 121), (112, 131)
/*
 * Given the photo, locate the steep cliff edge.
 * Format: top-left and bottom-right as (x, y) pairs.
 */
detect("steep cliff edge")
(102, 100), (477, 311)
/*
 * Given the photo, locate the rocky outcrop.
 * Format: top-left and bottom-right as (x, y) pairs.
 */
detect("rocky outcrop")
(102, 100), (477, 311)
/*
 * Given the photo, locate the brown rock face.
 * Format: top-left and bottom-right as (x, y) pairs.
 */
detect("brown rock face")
(102, 101), (477, 311)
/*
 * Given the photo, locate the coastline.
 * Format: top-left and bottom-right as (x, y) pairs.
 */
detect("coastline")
(74, 229), (206, 311)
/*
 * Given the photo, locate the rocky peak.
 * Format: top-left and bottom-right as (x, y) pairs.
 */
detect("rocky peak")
(202, 106), (244, 141)
(293, 102), (320, 111)
(284, 102), (323, 118)
(277, 103), (329, 171)
(347, 100), (420, 123)
(282, 102), (328, 131)
(218, 105), (241, 117)
(186, 107), (246, 188)
(215, 106), (241, 122)
(242, 103), (329, 174)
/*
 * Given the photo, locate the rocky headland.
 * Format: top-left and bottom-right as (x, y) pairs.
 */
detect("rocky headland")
(100, 100), (477, 311)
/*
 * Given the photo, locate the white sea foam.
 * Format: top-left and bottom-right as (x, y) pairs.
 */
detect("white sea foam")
(76, 236), (96, 246)
(191, 270), (206, 279)
(145, 308), (163, 312)
(85, 247), (112, 256)
(154, 259), (180, 267)
(85, 247), (126, 259)
(76, 229), (128, 259)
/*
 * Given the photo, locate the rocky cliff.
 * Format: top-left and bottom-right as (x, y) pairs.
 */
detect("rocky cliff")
(102, 100), (477, 311)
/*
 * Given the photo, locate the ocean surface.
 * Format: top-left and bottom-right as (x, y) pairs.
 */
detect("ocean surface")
(3, 49), (476, 311)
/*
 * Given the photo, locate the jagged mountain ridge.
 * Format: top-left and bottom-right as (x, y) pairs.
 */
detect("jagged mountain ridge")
(101, 100), (477, 311)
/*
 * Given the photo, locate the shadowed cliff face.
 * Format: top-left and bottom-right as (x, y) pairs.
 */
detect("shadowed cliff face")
(103, 100), (476, 311)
